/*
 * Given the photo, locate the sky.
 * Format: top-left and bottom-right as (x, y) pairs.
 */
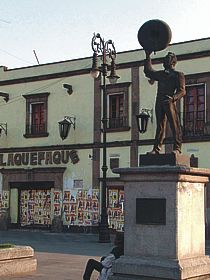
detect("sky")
(0, 0), (209, 69)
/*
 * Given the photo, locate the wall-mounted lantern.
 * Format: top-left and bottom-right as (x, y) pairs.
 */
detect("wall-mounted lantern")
(58, 116), (76, 140)
(136, 109), (153, 134)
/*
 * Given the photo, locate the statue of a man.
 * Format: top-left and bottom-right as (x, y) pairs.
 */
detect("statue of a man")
(144, 51), (186, 155)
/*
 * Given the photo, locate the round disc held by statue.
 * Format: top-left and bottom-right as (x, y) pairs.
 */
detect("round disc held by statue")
(137, 19), (172, 52)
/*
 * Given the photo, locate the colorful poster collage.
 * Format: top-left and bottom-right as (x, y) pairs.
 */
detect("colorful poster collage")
(20, 189), (51, 226)
(19, 189), (100, 227)
(108, 188), (124, 231)
(62, 190), (99, 226)
(0, 191), (9, 209)
(1, 188), (124, 230)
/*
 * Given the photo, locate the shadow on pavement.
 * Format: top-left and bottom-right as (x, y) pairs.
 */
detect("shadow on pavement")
(0, 229), (114, 256)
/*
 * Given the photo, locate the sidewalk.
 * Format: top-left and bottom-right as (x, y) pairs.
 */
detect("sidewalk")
(1, 229), (210, 280)
(0, 229), (114, 280)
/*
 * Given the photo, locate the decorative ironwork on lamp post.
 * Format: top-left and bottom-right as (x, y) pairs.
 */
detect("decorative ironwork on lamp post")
(90, 33), (120, 243)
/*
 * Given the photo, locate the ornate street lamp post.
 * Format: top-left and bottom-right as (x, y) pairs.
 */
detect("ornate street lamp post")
(91, 33), (119, 243)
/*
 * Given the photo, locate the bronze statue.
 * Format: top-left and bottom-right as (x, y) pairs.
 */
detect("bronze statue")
(138, 19), (186, 155)
(144, 51), (186, 154)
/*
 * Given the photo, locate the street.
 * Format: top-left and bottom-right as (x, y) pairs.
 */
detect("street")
(1, 229), (210, 280)
(0, 229), (114, 280)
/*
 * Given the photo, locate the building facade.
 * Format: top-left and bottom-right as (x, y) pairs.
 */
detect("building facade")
(0, 37), (210, 234)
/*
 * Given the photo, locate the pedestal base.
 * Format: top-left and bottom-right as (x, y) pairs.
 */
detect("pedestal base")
(109, 255), (210, 280)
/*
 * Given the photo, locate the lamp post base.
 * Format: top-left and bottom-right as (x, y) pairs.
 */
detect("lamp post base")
(98, 215), (110, 243)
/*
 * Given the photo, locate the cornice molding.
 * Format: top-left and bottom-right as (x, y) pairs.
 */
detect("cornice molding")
(0, 51), (209, 86)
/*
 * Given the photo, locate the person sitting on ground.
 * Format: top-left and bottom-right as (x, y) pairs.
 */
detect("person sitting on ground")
(83, 231), (124, 280)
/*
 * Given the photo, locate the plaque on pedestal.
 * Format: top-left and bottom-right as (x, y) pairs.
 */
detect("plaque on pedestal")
(140, 153), (190, 167)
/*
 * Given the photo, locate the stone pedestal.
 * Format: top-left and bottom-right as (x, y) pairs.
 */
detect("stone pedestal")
(110, 162), (210, 280)
(0, 246), (37, 277)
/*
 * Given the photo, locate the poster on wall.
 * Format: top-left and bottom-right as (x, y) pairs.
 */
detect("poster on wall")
(82, 190), (92, 226)
(53, 190), (62, 216)
(108, 188), (124, 231)
(63, 190), (70, 223)
(70, 189), (78, 225)
(91, 190), (99, 226)
(0, 191), (9, 210)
